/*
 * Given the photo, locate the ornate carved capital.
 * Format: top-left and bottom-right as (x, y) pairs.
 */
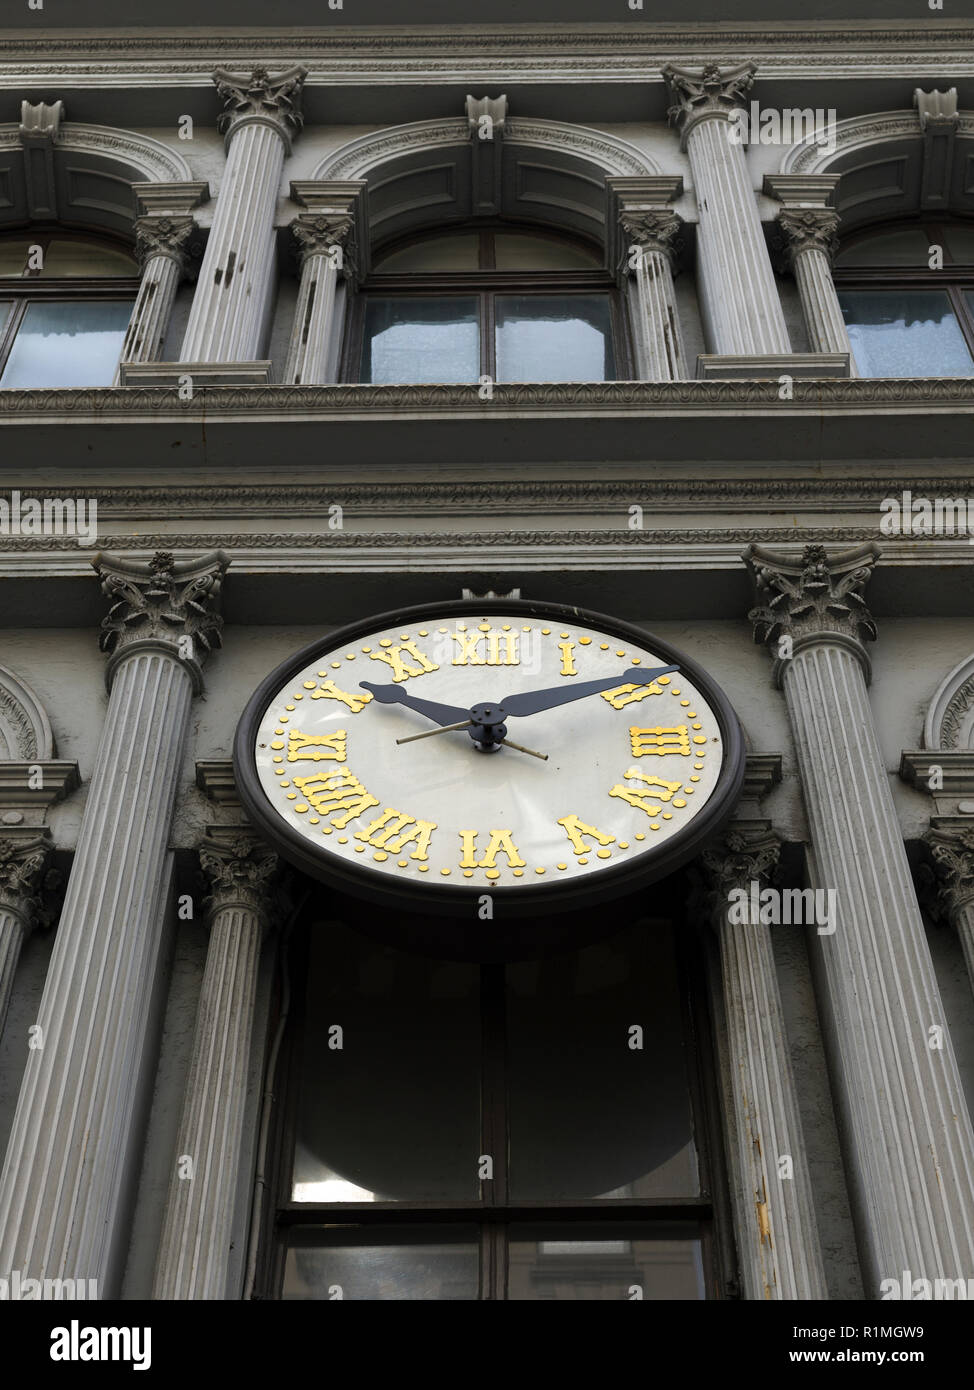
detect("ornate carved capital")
(700, 824), (781, 897)
(0, 831), (55, 930)
(291, 212), (357, 274)
(134, 214), (196, 274)
(663, 61), (757, 143)
(213, 65), (307, 148)
(94, 549), (229, 693)
(198, 829), (281, 926)
(925, 825), (974, 923)
(773, 207), (840, 270)
(620, 209), (683, 265)
(744, 542), (879, 683)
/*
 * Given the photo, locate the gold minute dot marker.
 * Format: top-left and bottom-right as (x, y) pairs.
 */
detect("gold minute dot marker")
(579, 637), (592, 646)
(663, 812), (672, 820)
(486, 869), (500, 880)
(398, 860), (408, 868)
(441, 868), (451, 876)
(635, 833), (645, 841)
(374, 852), (388, 862)
(597, 849), (612, 859)
(513, 869), (524, 877)
(557, 863), (567, 871)
(542, 628), (551, 635)
(354, 844), (365, 853)
(650, 822), (661, 831)
(463, 870), (474, 878)
(600, 643), (609, 650)
(619, 841), (629, 849)
(535, 867), (546, 874)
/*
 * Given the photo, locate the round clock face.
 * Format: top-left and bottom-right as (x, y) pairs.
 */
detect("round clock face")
(234, 600), (745, 917)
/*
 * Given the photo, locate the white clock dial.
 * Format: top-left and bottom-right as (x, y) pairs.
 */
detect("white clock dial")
(246, 607), (730, 900)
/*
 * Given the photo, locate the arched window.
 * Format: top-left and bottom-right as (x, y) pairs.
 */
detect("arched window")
(834, 220), (974, 378)
(0, 230), (138, 388)
(348, 226), (628, 386)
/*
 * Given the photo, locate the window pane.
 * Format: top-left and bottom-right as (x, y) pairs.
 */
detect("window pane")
(834, 227), (933, 267)
(283, 1226), (480, 1300)
(0, 300), (132, 387)
(373, 234), (481, 272)
(291, 922), (481, 1202)
(506, 923), (699, 1199)
(495, 294), (614, 382)
(508, 1223), (706, 1301)
(839, 289), (974, 377)
(944, 225), (974, 264)
(362, 297), (479, 383)
(493, 233), (601, 270)
(0, 242), (31, 277)
(42, 239), (137, 277)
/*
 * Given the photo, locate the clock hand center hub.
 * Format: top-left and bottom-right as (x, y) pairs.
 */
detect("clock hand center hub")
(467, 701), (508, 753)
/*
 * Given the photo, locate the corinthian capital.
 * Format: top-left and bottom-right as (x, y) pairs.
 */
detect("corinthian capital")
(198, 829), (281, 926)
(700, 825), (781, 897)
(925, 825), (974, 923)
(744, 543), (879, 682)
(292, 212), (357, 275)
(94, 550), (229, 692)
(213, 65), (308, 148)
(620, 209), (683, 264)
(134, 215), (196, 274)
(663, 61), (757, 142)
(774, 207), (840, 269)
(0, 831), (54, 930)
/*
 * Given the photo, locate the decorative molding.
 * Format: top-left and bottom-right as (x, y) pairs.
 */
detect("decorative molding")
(0, 527), (904, 556)
(94, 549), (228, 692)
(11, 476), (972, 517)
(745, 541), (880, 683)
(47, 121), (191, 183)
(466, 94), (507, 136)
(619, 208), (683, 261)
(314, 115), (658, 182)
(0, 666), (55, 762)
(4, 378), (974, 417)
(782, 108), (974, 175)
(923, 653), (974, 751)
(697, 353), (849, 379)
(0, 763), (80, 815)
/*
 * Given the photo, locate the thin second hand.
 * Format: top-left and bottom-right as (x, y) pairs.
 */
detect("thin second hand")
(396, 720), (472, 745)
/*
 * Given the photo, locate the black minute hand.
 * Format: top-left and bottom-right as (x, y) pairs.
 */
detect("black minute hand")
(359, 680), (470, 728)
(500, 665), (678, 718)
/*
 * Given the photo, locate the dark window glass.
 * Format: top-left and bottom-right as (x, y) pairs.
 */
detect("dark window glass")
(507, 1222), (706, 1301)
(291, 922), (481, 1203)
(507, 924), (698, 1199)
(283, 1226), (480, 1301)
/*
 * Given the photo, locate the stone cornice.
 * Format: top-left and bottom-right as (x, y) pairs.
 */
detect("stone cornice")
(10, 475), (968, 517)
(2, 26), (974, 86)
(0, 378), (973, 421)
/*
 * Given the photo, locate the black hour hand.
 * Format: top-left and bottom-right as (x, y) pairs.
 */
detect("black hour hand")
(359, 681), (469, 728)
(500, 665), (679, 718)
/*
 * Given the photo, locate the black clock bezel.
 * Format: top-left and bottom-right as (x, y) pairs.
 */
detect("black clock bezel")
(233, 598), (746, 919)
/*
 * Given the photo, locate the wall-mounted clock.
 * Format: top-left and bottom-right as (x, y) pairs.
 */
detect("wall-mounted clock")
(234, 599), (746, 919)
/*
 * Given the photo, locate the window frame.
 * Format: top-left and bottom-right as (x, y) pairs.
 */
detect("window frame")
(0, 228), (140, 386)
(833, 218), (974, 366)
(255, 896), (734, 1302)
(342, 224), (633, 385)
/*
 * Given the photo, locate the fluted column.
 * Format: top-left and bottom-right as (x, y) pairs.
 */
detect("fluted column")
(617, 189), (687, 380)
(114, 182), (208, 384)
(0, 832), (51, 1037)
(153, 831), (279, 1300)
(764, 175), (855, 371)
(700, 826), (827, 1300)
(745, 542), (974, 1296)
(180, 66), (306, 363)
(284, 181), (367, 386)
(663, 62), (790, 356)
(0, 549), (228, 1296)
(925, 825), (974, 998)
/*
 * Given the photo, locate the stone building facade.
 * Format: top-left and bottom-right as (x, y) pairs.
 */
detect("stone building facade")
(1, 14), (973, 1301)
